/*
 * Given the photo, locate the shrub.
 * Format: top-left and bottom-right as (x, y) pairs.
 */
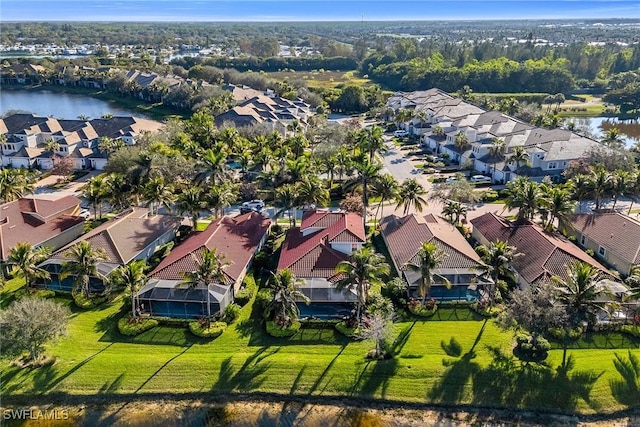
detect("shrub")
(513, 333), (550, 363)
(408, 298), (437, 317)
(266, 319), (300, 337)
(118, 316), (158, 336)
(33, 289), (56, 299)
(621, 325), (640, 338)
(235, 286), (255, 307)
(223, 303), (241, 324)
(482, 189), (499, 202)
(586, 248), (595, 257)
(547, 325), (583, 341)
(365, 348), (392, 360)
(470, 300), (502, 317)
(335, 320), (360, 337)
(73, 293), (106, 309)
(270, 224), (283, 235)
(254, 288), (272, 313)
(189, 320), (227, 338)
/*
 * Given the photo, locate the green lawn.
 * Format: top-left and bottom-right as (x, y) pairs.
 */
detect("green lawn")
(1, 281), (638, 415)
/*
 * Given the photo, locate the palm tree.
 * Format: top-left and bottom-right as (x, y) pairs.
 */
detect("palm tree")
(61, 241), (107, 298)
(182, 248), (230, 325)
(194, 148), (228, 186)
(263, 269), (309, 327)
(588, 166), (613, 211)
(370, 173), (399, 224)
(6, 243), (51, 289)
(404, 242), (449, 304)
(624, 264), (640, 304)
(177, 186), (204, 230)
(143, 177), (176, 216)
(601, 127), (625, 149)
(395, 178), (428, 215)
(441, 200), (467, 225)
(275, 184), (300, 227)
(507, 146), (530, 169)
(569, 174), (592, 214)
(334, 247), (390, 325)
(504, 176), (539, 221)
(540, 186), (575, 232)
(357, 125), (387, 162)
(81, 175), (109, 219)
(297, 176), (329, 210)
(611, 170), (631, 210)
(205, 183), (237, 219)
(475, 240), (521, 307)
(627, 170), (640, 215)
(0, 169), (35, 203)
(454, 132), (470, 152)
(488, 138), (506, 180)
(44, 138), (60, 166)
(347, 158), (383, 226)
(394, 108), (413, 130)
(553, 261), (608, 326)
(110, 260), (147, 319)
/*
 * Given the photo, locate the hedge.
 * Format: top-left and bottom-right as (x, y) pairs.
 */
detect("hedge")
(266, 320), (300, 337)
(335, 321), (360, 338)
(189, 321), (227, 339)
(118, 317), (159, 336)
(621, 325), (640, 339)
(73, 293), (106, 309)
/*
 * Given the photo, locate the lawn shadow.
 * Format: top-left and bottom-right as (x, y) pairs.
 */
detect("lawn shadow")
(428, 343), (479, 404)
(609, 350), (640, 406)
(211, 346), (278, 394)
(471, 346), (604, 412)
(98, 324), (206, 347)
(134, 345), (192, 393)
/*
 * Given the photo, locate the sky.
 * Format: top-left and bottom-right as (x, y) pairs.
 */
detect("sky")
(1, 0), (639, 21)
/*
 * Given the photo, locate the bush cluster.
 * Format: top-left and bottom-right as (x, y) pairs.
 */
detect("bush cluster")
(621, 325), (640, 338)
(470, 300), (502, 318)
(189, 320), (227, 338)
(513, 333), (550, 363)
(73, 293), (106, 309)
(408, 298), (437, 317)
(266, 320), (300, 337)
(223, 303), (241, 324)
(118, 317), (158, 336)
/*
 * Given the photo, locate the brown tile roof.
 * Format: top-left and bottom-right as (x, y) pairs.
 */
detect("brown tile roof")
(471, 212), (611, 284)
(53, 208), (181, 265)
(278, 210), (365, 278)
(0, 195), (83, 260)
(150, 212), (270, 283)
(380, 214), (483, 272)
(571, 212), (640, 265)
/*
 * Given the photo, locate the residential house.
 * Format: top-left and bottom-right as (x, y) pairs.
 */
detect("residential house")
(380, 214), (487, 301)
(137, 212), (270, 318)
(569, 211), (640, 276)
(277, 210), (366, 318)
(471, 212), (612, 287)
(37, 208), (181, 293)
(0, 195), (85, 269)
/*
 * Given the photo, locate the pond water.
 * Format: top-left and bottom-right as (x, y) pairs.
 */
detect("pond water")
(565, 116), (640, 148)
(0, 89), (147, 120)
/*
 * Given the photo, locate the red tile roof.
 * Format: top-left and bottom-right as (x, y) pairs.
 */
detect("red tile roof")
(380, 214), (483, 272)
(53, 208), (181, 265)
(278, 210), (365, 278)
(150, 212), (270, 284)
(0, 195), (83, 260)
(571, 212), (640, 265)
(471, 212), (611, 284)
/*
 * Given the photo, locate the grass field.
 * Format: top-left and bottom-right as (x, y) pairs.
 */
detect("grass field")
(1, 278), (638, 416)
(263, 70), (372, 90)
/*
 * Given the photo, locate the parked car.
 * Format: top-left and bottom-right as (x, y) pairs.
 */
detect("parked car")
(445, 177), (458, 183)
(242, 199), (265, 210)
(393, 130), (409, 137)
(79, 209), (91, 219)
(469, 175), (492, 184)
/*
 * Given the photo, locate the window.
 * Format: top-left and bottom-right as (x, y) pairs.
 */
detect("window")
(598, 246), (606, 257)
(548, 162), (557, 169)
(580, 235), (586, 246)
(351, 243), (359, 251)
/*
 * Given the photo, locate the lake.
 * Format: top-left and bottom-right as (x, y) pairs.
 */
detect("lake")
(565, 116), (640, 148)
(0, 89), (147, 120)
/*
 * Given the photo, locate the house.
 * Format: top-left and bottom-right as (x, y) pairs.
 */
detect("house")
(471, 212), (612, 287)
(0, 195), (85, 268)
(569, 211), (640, 276)
(390, 89), (616, 183)
(0, 113), (163, 170)
(380, 214), (487, 301)
(277, 210), (366, 318)
(137, 212), (270, 318)
(37, 208), (181, 293)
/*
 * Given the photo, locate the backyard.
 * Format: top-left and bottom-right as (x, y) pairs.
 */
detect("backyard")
(1, 278), (639, 417)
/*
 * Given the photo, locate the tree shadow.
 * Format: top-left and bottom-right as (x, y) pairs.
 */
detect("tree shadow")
(211, 346), (277, 394)
(472, 346), (603, 412)
(609, 350), (640, 406)
(134, 345), (192, 393)
(428, 348), (479, 404)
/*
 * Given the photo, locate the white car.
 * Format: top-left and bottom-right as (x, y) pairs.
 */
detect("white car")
(469, 175), (492, 184)
(393, 130), (409, 137)
(445, 177), (458, 183)
(79, 209), (91, 219)
(242, 199), (265, 210)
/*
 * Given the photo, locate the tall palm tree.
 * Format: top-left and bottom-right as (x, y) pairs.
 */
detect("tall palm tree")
(61, 241), (107, 298)
(454, 132), (470, 153)
(110, 260), (147, 319)
(347, 158), (383, 226)
(6, 243), (51, 289)
(540, 186), (575, 232)
(0, 169), (35, 203)
(441, 200), (467, 225)
(507, 146), (530, 169)
(553, 261), (608, 326)
(569, 174), (592, 214)
(297, 176), (329, 210)
(194, 148), (228, 186)
(504, 176), (540, 221)
(611, 170), (631, 210)
(143, 177), (176, 216)
(627, 170), (640, 215)
(370, 173), (399, 224)
(475, 240), (521, 307)
(205, 183), (237, 219)
(177, 186), (204, 230)
(601, 127), (625, 149)
(275, 184), (300, 227)
(263, 269), (309, 327)
(488, 138), (506, 180)
(357, 125), (387, 162)
(588, 166), (613, 211)
(182, 247), (230, 325)
(394, 108), (413, 130)
(334, 247), (390, 325)
(395, 178), (428, 216)
(404, 242), (450, 304)
(624, 264), (640, 303)
(81, 175), (109, 219)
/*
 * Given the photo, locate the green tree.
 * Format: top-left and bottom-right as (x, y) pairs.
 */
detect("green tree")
(553, 261), (608, 326)
(357, 125), (387, 162)
(205, 183), (237, 219)
(6, 243), (51, 289)
(182, 248), (230, 325)
(143, 177), (176, 216)
(334, 247), (390, 325)
(61, 241), (107, 299)
(0, 169), (35, 203)
(404, 242), (450, 304)
(441, 200), (467, 225)
(110, 260), (147, 319)
(81, 175), (109, 219)
(264, 269), (309, 328)
(176, 186), (204, 230)
(475, 240), (522, 307)
(504, 176), (540, 221)
(540, 186), (575, 232)
(507, 146), (530, 168)
(370, 173), (399, 225)
(395, 178), (428, 215)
